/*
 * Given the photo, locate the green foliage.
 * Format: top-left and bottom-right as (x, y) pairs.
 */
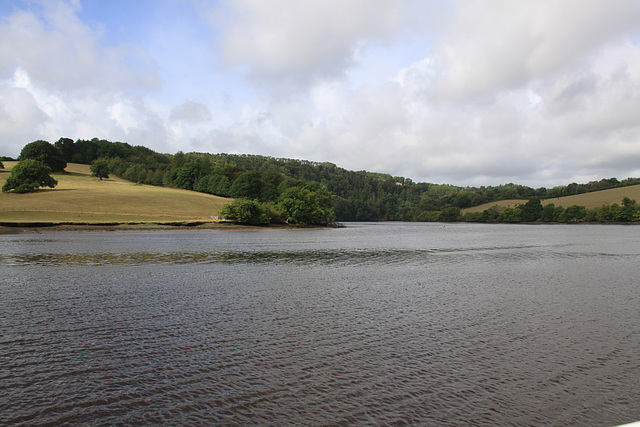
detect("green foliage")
(540, 203), (563, 222)
(230, 171), (263, 200)
(278, 185), (335, 225)
(0, 160), (4, 169)
(587, 199), (640, 222)
(438, 206), (461, 222)
(500, 207), (522, 223)
(521, 197), (543, 222)
(195, 174), (231, 197)
(558, 205), (587, 223)
(90, 159), (110, 180)
(2, 159), (58, 193)
(475, 206), (499, 222)
(219, 199), (270, 225)
(124, 164), (147, 184)
(19, 140), (67, 172)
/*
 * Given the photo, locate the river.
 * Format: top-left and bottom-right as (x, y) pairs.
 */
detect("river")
(1, 222), (639, 425)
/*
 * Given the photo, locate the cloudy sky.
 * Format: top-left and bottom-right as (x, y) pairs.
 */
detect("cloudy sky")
(2, 0), (640, 187)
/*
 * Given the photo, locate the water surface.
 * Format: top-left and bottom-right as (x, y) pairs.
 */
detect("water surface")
(1, 223), (639, 425)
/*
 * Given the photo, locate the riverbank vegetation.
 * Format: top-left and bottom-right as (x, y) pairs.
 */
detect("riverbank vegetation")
(3, 137), (640, 225)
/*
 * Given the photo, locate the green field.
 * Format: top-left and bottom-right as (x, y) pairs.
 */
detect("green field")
(0, 162), (230, 224)
(463, 184), (640, 213)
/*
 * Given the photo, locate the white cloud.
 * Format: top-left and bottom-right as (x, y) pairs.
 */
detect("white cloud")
(169, 101), (212, 124)
(431, 0), (640, 101)
(0, 1), (158, 93)
(214, 0), (404, 93)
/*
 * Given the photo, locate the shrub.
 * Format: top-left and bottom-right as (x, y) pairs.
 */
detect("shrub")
(219, 199), (270, 225)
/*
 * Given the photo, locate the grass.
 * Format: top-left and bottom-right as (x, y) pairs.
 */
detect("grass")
(0, 162), (230, 224)
(463, 184), (640, 213)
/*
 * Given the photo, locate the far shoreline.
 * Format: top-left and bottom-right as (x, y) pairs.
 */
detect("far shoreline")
(1, 220), (636, 235)
(0, 221), (318, 234)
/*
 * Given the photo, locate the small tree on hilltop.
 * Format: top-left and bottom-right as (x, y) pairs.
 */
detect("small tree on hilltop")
(90, 159), (110, 180)
(19, 140), (67, 172)
(2, 159), (58, 193)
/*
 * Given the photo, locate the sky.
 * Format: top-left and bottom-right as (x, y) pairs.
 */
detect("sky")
(1, 0), (640, 188)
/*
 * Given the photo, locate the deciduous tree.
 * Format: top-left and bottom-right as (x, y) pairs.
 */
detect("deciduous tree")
(2, 159), (58, 193)
(90, 159), (110, 180)
(19, 140), (67, 172)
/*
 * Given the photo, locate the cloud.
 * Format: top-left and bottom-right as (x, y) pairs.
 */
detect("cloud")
(169, 101), (212, 124)
(431, 0), (640, 101)
(0, 0), (159, 93)
(2, 0), (640, 189)
(214, 0), (404, 93)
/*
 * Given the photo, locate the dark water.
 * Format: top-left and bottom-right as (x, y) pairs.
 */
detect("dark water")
(1, 222), (639, 426)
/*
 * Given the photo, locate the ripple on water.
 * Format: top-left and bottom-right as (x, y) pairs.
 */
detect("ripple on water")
(1, 225), (640, 425)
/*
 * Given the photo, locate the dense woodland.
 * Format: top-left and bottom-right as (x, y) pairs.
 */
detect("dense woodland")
(7, 137), (640, 224)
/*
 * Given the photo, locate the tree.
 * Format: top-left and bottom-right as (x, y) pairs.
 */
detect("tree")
(0, 160), (4, 169)
(500, 206), (522, 222)
(54, 137), (75, 162)
(219, 199), (270, 225)
(90, 159), (110, 180)
(2, 159), (58, 193)
(230, 171), (264, 200)
(278, 186), (335, 225)
(19, 140), (67, 172)
(559, 205), (586, 223)
(541, 203), (562, 222)
(124, 164), (147, 184)
(438, 206), (461, 222)
(521, 197), (543, 222)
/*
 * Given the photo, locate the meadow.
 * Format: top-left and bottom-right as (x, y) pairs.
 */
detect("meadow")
(0, 162), (229, 224)
(463, 184), (640, 214)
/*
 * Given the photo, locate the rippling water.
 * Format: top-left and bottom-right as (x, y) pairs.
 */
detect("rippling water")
(1, 223), (639, 425)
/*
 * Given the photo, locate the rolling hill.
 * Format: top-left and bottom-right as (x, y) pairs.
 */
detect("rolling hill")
(463, 185), (640, 213)
(0, 162), (229, 224)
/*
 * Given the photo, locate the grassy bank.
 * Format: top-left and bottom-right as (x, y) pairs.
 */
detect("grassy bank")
(463, 184), (640, 214)
(0, 162), (230, 224)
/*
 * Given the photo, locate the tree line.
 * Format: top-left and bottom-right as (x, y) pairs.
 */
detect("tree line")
(3, 137), (640, 224)
(459, 197), (640, 223)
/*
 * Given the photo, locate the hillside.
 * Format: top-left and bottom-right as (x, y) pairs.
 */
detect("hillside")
(0, 162), (229, 224)
(463, 184), (640, 213)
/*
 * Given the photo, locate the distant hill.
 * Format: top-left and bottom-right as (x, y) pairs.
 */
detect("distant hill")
(0, 162), (229, 224)
(463, 185), (640, 213)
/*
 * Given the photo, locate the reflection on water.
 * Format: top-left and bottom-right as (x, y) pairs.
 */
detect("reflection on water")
(0, 223), (639, 425)
(0, 245), (552, 267)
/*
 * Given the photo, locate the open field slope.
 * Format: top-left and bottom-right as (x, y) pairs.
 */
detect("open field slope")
(463, 184), (640, 213)
(0, 162), (230, 223)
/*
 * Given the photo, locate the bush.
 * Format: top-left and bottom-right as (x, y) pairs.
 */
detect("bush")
(558, 205), (586, 223)
(219, 199), (270, 225)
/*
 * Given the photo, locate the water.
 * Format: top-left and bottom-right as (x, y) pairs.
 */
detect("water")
(0, 222), (639, 425)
